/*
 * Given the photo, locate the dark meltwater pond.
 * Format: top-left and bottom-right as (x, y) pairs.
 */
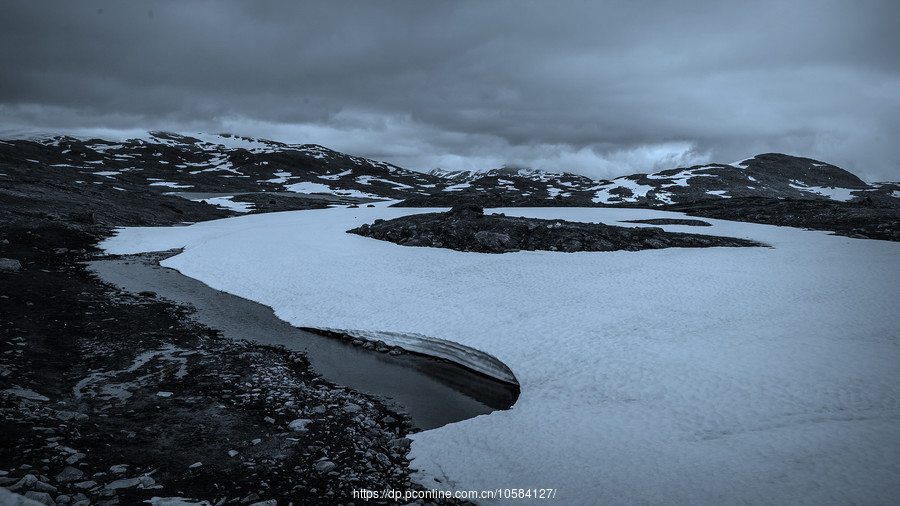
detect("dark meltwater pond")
(86, 253), (518, 430)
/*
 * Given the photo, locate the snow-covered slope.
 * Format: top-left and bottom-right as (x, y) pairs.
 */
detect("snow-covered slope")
(100, 204), (900, 505)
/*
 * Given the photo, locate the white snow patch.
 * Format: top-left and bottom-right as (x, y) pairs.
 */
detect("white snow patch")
(196, 196), (253, 213)
(356, 175), (413, 189)
(591, 184), (617, 204)
(787, 182), (857, 202)
(100, 206), (900, 506)
(592, 178), (657, 203)
(299, 146), (331, 159)
(265, 171), (293, 184)
(326, 328), (515, 383)
(650, 168), (717, 188)
(707, 190), (731, 198)
(94, 171), (121, 176)
(285, 181), (334, 194)
(149, 181), (193, 189)
(653, 190), (676, 204)
(319, 169), (353, 181)
(85, 143), (123, 153)
(803, 186), (857, 202)
(189, 133), (279, 153)
(331, 188), (382, 199)
(285, 180), (381, 199)
(613, 177), (656, 201)
(443, 182), (472, 192)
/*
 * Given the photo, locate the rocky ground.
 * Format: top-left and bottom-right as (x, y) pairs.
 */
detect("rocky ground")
(0, 217), (469, 504)
(393, 195), (900, 243)
(349, 205), (764, 254)
(659, 196), (900, 242)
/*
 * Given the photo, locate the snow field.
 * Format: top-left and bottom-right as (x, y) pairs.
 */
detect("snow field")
(100, 204), (900, 505)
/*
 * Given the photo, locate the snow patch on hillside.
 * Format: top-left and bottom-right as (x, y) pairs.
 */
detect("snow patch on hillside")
(284, 181), (334, 194)
(197, 196), (253, 213)
(149, 181), (193, 189)
(803, 185), (857, 202)
(265, 171), (293, 184)
(443, 183), (472, 192)
(284, 180), (381, 199)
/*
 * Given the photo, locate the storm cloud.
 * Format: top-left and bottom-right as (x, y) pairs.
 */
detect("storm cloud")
(2, 0), (899, 180)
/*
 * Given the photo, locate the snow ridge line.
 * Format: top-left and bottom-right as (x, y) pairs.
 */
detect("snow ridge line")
(311, 327), (519, 386)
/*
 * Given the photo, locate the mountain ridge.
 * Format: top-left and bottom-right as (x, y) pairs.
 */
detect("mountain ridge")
(2, 131), (899, 215)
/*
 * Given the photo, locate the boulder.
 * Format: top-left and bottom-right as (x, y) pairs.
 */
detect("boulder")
(0, 488), (45, 506)
(103, 477), (141, 490)
(288, 418), (312, 433)
(474, 231), (513, 252)
(8, 474), (37, 492)
(0, 258), (21, 271)
(447, 204), (484, 219)
(314, 460), (336, 473)
(22, 491), (54, 505)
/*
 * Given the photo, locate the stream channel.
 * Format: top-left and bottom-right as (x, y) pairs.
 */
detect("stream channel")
(87, 252), (519, 431)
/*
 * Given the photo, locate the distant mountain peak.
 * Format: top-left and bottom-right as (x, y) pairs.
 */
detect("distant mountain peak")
(1, 132), (896, 210)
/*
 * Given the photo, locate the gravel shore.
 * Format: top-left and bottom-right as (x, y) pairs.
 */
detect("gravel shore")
(0, 220), (471, 505)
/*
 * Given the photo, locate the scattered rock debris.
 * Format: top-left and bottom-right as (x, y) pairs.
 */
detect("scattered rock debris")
(0, 222), (470, 505)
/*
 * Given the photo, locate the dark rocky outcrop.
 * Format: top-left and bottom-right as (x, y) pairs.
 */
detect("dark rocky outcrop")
(349, 205), (764, 253)
(661, 196), (900, 242)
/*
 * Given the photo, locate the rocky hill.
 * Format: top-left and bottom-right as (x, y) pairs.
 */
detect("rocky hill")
(2, 131), (898, 240)
(3, 132), (899, 211)
(419, 154), (900, 207)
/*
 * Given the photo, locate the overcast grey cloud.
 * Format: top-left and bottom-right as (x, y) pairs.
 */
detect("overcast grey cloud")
(2, 0), (899, 180)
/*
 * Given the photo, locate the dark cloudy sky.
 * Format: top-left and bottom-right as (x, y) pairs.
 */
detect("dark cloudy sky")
(2, 0), (898, 181)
